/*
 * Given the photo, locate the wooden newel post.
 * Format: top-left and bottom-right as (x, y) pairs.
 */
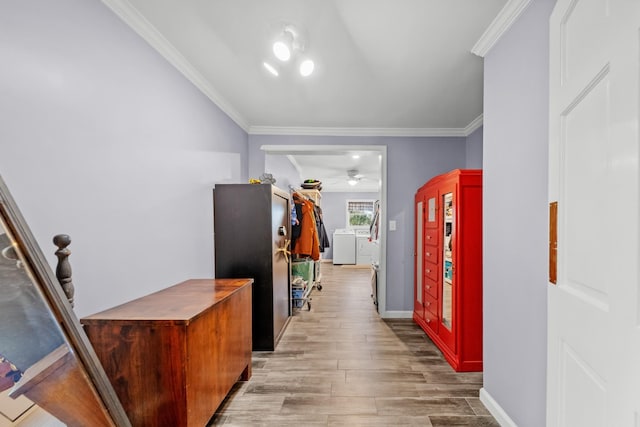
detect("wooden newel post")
(53, 234), (74, 308)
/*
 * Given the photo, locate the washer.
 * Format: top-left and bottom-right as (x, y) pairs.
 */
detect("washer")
(332, 229), (356, 264)
(356, 229), (375, 265)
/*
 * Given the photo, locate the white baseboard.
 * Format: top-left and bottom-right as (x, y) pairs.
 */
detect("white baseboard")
(380, 310), (413, 319)
(479, 387), (518, 427)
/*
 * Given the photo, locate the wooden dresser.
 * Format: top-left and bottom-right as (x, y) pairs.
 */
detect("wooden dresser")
(81, 278), (252, 427)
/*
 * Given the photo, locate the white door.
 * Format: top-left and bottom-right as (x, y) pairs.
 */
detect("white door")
(548, 1), (640, 426)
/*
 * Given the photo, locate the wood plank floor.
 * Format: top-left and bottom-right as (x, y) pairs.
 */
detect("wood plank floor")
(208, 263), (498, 426)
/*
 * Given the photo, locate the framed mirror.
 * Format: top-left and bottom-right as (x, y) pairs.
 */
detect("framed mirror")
(0, 176), (130, 426)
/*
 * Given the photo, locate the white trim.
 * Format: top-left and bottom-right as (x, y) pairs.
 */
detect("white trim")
(100, 0), (249, 131)
(380, 310), (413, 319)
(102, 0), (485, 136)
(471, 0), (533, 58)
(261, 144), (387, 317)
(464, 114), (483, 136)
(249, 126), (468, 137)
(479, 388), (519, 427)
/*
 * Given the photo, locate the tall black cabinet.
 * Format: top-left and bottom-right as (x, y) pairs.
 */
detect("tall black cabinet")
(213, 184), (290, 351)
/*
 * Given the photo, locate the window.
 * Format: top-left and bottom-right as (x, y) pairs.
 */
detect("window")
(346, 200), (375, 229)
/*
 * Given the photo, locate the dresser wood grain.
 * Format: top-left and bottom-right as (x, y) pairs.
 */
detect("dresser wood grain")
(81, 278), (253, 427)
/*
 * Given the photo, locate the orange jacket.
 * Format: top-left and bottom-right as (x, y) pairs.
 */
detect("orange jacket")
(293, 198), (320, 260)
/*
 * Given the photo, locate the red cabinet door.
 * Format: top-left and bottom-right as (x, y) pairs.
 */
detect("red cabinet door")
(438, 182), (456, 353)
(413, 192), (425, 319)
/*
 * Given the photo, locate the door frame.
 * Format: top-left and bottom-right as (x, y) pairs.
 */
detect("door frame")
(260, 144), (389, 317)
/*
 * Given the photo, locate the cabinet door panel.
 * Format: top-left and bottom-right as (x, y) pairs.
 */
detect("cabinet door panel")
(424, 189), (439, 229)
(414, 198), (424, 317)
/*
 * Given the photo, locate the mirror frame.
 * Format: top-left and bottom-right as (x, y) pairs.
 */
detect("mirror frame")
(0, 176), (131, 426)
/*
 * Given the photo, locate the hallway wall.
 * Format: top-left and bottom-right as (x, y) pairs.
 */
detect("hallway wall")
(466, 126), (483, 168)
(482, 0), (556, 425)
(0, 0), (248, 317)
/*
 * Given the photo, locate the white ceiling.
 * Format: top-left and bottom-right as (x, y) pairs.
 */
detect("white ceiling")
(289, 150), (382, 192)
(103, 0), (508, 191)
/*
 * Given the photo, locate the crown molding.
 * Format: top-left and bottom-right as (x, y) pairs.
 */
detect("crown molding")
(471, 0), (532, 57)
(100, 0), (249, 131)
(464, 114), (483, 136)
(101, 0), (484, 138)
(249, 126), (469, 137)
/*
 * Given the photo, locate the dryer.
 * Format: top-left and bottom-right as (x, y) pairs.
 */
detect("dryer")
(332, 229), (356, 264)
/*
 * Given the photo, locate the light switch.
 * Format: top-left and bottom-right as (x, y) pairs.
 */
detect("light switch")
(389, 220), (397, 231)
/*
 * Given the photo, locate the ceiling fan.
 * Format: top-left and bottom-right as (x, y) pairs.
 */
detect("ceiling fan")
(347, 169), (364, 186)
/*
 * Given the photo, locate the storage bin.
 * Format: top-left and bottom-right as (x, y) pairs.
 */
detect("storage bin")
(292, 260), (314, 284)
(292, 289), (305, 307)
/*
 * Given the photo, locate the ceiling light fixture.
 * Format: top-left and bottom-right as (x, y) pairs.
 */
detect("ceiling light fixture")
(272, 29), (293, 62)
(273, 42), (291, 61)
(299, 59), (314, 77)
(347, 169), (360, 186)
(265, 24), (316, 78)
(263, 62), (279, 76)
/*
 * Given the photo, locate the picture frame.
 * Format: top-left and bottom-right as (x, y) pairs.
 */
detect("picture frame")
(0, 176), (130, 426)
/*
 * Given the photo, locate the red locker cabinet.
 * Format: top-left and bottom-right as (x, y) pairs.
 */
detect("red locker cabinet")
(413, 169), (482, 372)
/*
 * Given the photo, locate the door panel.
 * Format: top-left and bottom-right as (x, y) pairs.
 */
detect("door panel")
(439, 184), (455, 352)
(415, 199), (424, 317)
(562, 71), (609, 307)
(549, 1), (640, 425)
(271, 193), (289, 340)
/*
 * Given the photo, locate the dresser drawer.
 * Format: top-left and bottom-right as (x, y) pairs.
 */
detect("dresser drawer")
(424, 278), (438, 299)
(424, 247), (439, 265)
(424, 263), (438, 282)
(425, 228), (439, 245)
(423, 307), (438, 333)
(424, 292), (438, 316)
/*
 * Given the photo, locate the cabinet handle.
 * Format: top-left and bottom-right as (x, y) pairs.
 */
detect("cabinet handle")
(427, 235), (431, 240)
(426, 252), (431, 256)
(426, 285), (431, 290)
(426, 319), (431, 323)
(426, 269), (431, 273)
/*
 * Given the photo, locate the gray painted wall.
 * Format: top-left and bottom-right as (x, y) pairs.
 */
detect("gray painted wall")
(466, 126), (483, 168)
(482, 1), (555, 425)
(249, 134), (468, 312)
(264, 154), (301, 190)
(0, 0), (248, 317)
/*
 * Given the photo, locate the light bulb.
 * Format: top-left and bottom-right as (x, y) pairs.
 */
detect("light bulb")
(273, 41), (291, 61)
(299, 59), (314, 76)
(348, 179), (358, 186)
(263, 62), (279, 76)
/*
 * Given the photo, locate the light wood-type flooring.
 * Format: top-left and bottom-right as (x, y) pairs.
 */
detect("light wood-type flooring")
(208, 263), (498, 426)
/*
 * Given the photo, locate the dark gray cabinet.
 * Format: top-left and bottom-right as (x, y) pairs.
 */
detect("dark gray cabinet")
(213, 184), (290, 351)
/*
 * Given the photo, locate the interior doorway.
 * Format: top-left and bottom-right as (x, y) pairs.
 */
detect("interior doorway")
(260, 144), (388, 317)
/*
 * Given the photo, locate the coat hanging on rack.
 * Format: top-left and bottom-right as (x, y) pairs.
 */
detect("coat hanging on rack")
(291, 192), (320, 260)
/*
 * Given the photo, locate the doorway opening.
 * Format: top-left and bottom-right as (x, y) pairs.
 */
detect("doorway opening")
(259, 144), (388, 317)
